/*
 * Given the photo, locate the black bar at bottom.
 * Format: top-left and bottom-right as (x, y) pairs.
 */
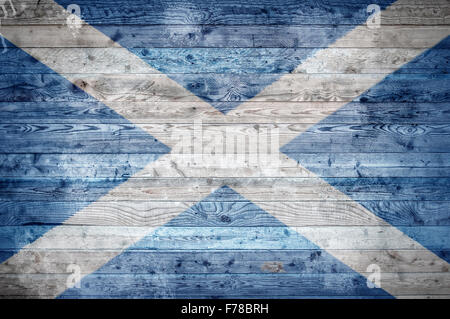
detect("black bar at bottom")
(1, 299), (446, 318)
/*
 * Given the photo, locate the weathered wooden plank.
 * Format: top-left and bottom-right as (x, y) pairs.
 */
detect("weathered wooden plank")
(2, 25), (449, 48)
(1, 177), (449, 201)
(292, 48), (450, 74)
(2, 48), (449, 74)
(1, 122), (449, 153)
(279, 153), (450, 178)
(0, 74), (93, 102)
(0, 177), (448, 201)
(1, 200), (448, 227)
(238, 201), (450, 227)
(0, 201), (191, 227)
(237, 178), (450, 220)
(6, 0), (450, 26)
(1, 121), (448, 155)
(0, 154), (162, 178)
(2, 73), (447, 103)
(0, 226), (448, 250)
(2, 101), (449, 124)
(1, 272), (447, 298)
(0, 198), (396, 227)
(1, 153), (448, 178)
(293, 226), (450, 250)
(280, 123), (450, 153)
(1, 249), (447, 274)
(256, 73), (450, 103)
(0, 273), (383, 297)
(0, 123), (168, 153)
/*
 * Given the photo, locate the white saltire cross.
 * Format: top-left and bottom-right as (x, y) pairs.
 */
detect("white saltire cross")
(0, 0), (449, 298)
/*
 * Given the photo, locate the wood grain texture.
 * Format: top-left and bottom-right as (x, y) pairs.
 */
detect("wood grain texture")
(1, 200), (448, 227)
(5, 0), (450, 26)
(2, 122), (449, 154)
(1, 153), (449, 178)
(2, 177), (449, 201)
(2, 101), (450, 124)
(1, 272), (448, 298)
(1, 249), (448, 274)
(2, 25), (449, 48)
(2, 48), (450, 74)
(0, 225), (449, 250)
(1, 73), (448, 104)
(0, 0), (449, 299)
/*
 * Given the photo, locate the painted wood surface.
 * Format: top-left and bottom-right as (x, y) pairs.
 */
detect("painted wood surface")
(2, 249), (448, 274)
(6, 0), (450, 26)
(2, 25), (449, 48)
(1, 73), (450, 102)
(0, 0), (449, 299)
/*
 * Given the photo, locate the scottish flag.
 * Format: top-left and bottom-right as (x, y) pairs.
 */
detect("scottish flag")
(0, 0), (449, 298)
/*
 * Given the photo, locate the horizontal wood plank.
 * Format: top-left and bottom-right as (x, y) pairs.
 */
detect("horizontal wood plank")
(1, 249), (447, 274)
(1, 177), (450, 201)
(1, 48), (449, 74)
(0, 226), (449, 250)
(2, 73), (448, 103)
(1, 200), (448, 227)
(2, 101), (450, 124)
(6, 0), (450, 26)
(2, 25), (449, 48)
(1, 272), (448, 297)
(1, 153), (449, 178)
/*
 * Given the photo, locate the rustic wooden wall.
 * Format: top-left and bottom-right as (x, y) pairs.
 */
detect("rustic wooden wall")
(0, 0), (449, 298)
